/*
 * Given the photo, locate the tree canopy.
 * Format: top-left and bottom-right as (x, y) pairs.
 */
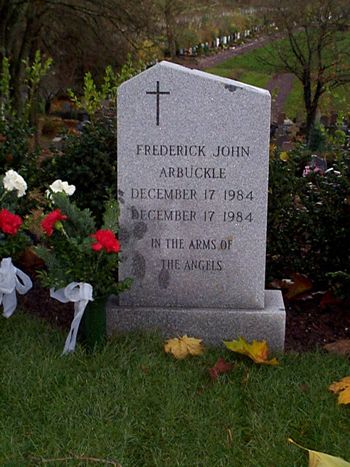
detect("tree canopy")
(0, 0), (153, 110)
(264, 0), (350, 136)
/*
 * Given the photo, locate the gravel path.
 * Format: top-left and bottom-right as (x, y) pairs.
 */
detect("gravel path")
(266, 73), (294, 120)
(195, 34), (280, 70)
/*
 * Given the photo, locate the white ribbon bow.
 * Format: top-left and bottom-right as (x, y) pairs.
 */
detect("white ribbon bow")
(50, 282), (93, 355)
(0, 257), (33, 318)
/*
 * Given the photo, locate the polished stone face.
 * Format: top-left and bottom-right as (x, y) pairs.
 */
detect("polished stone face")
(117, 61), (271, 309)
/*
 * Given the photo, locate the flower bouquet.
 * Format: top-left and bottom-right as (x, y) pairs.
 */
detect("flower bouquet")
(0, 170), (32, 318)
(35, 181), (130, 354)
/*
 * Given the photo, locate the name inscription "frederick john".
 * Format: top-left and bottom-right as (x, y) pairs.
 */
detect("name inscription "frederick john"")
(136, 144), (250, 158)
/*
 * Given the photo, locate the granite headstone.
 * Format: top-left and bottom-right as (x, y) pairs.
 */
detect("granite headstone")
(108, 61), (285, 350)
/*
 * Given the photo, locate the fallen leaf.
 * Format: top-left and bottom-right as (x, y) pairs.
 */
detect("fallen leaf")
(284, 273), (313, 300)
(208, 357), (233, 381)
(320, 290), (342, 310)
(223, 337), (278, 365)
(324, 340), (350, 357)
(269, 278), (283, 289)
(280, 151), (289, 162)
(164, 335), (204, 359)
(288, 438), (350, 466)
(268, 274), (313, 299)
(329, 377), (350, 405)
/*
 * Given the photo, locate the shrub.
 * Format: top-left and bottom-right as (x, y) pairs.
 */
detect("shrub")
(41, 115), (117, 224)
(267, 143), (350, 288)
(0, 117), (33, 170)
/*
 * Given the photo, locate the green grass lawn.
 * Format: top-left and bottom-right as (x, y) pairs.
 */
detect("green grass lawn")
(206, 45), (272, 90)
(1, 312), (350, 466)
(206, 35), (350, 121)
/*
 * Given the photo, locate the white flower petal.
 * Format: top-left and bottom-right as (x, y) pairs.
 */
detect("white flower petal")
(3, 169), (27, 197)
(48, 179), (75, 197)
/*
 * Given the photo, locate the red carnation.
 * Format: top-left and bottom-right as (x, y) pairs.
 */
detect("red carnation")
(91, 229), (120, 254)
(0, 208), (22, 235)
(41, 209), (67, 236)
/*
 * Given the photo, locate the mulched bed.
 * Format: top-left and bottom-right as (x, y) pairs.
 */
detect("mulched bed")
(18, 274), (350, 353)
(284, 297), (350, 352)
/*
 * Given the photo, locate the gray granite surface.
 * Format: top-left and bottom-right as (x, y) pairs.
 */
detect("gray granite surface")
(107, 290), (285, 351)
(117, 61), (271, 310)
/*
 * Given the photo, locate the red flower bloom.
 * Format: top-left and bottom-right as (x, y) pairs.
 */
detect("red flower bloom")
(91, 229), (120, 254)
(0, 208), (22, 235)
(41, 209), (67, 236)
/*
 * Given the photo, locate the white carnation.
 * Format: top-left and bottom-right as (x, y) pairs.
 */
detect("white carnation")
(3, 169), (27, 197)
(46, 179), (76, 198)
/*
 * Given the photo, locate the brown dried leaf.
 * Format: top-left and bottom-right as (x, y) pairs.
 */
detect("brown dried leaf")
(319, 291), (342, 310)
(324, 340), (350, 357)
(208, 357), (233, 381)
(285, 273), (313, 300)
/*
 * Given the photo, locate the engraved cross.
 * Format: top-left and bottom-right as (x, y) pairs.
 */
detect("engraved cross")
(146, 81), (170, 126)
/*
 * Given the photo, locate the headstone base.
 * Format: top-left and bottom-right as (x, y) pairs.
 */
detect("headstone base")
(107, 290), (285, 351)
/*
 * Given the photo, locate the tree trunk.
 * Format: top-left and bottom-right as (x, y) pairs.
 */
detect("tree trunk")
(304, 78), (323, 145)
(164, 4), (176, 58)
(306, 105), (317, 144)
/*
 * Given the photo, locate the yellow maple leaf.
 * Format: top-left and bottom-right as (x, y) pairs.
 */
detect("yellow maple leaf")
(223, 337), (278, 365)
(164, 335), (204, 359)
(280, 151), (289, 162)
(288, 438), (350, 466)
(329, 376), (350, 405)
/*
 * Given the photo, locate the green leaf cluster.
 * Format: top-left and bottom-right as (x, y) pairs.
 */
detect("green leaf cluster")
(35, 193), (129, 298)
(267, 139), (350, 290)
(67, 56), (145, 119)
(0, 231), (29, 261)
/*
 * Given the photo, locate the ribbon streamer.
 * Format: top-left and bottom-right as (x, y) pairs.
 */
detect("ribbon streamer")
(0, 257), (33, 318)
(50, 282), (93, 355)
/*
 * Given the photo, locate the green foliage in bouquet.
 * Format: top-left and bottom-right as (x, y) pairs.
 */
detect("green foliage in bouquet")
(0, 220), (29, 259)
(35, 192), (130, 298)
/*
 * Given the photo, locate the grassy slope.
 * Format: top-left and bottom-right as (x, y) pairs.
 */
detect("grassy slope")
(205, 45), (272, 90)
(206, 35), (350, 121)
(1, 312), (350, 466)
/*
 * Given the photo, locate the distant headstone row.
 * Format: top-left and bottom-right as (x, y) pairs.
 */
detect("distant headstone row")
(177, 25), (261, 57)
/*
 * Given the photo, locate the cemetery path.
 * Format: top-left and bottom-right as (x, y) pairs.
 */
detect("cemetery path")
(195, 34), (279, 70)
(191, 35), (294, 119)
(266, 73), (294, 121)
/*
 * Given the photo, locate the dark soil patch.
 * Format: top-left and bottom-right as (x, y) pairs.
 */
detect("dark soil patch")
(284, 297), (350, 352)
(19, 277), (74, 331)
(18, 275), (350, 354)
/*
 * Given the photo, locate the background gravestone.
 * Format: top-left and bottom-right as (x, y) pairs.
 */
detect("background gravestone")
(108, 61), (285, 350)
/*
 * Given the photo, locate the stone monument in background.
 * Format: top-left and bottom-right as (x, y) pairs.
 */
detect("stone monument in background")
(107, 61), (285, 350)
